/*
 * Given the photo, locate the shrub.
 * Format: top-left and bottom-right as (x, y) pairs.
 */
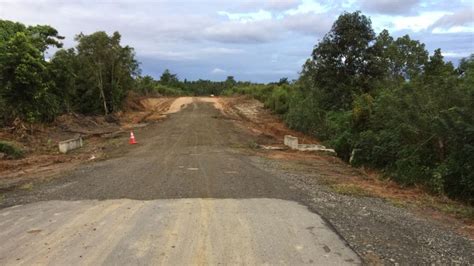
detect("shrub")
(0, 141), (24, 159)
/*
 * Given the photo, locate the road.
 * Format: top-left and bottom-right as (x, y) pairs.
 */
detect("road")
(0, 99), (360, 265)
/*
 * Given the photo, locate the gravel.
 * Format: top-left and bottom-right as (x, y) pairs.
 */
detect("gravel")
(249, 155), (474, 265)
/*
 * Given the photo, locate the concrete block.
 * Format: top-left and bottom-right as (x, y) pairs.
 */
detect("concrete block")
(284, 135), (299, 149)
(59, 137), (83, 153)
(284, 135), (336, 154)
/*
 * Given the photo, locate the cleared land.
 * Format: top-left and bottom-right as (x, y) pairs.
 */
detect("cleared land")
(0, 97), (473, 264)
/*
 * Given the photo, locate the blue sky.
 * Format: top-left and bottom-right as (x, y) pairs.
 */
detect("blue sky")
(1, 0), (473, 82)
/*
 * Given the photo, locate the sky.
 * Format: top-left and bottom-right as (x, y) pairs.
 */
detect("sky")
(0, 0), (473, 82)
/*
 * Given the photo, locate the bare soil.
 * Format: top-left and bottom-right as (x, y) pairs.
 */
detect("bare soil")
(0, 95), (174, 191)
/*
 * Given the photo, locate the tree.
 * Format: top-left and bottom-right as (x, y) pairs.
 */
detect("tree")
(310, 11), (379, 110)
(49, 48), (78, 112)
(134, 75), (156, 95)
(0, 20), (63, 122)
(159, 69), (179, 87)
(75, 31), (139, 114)
(225, 76), (236, 89)
(277, 77), (289, 85)
(390, 35), (428, 81)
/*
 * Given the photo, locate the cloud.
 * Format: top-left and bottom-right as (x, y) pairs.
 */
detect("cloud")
(284, 0), (328, 15)
(385, 11), (446, 32)
(211, 68), (227, 74)
(430, 8), (474, 31)
(203, 20), (279, 43)
(266, 0), (302, 11)
(237, 0), (301, 12)
(1, 0), (472, 82)
(218, 9), (272, 22)
(139, 47), (245, 61)
(205, 9), (333, 44)
(441, 51), (472, 58)
(282, 12), (333, 36)
(360, 0), (421, 15)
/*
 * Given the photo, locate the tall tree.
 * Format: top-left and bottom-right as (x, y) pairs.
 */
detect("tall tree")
(311, 11), (379, 110)
(75, 31), (139, 115)
(159, 69), (179, 87)
(0, 20), (63, 122)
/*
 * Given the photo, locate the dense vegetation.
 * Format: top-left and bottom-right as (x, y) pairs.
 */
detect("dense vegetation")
(0, 20), (139, 122)
(0, 19), (245, 121)
(1, 13), (472, 202)
(225, 12), (474, 203)
(134, 71), (252, 96)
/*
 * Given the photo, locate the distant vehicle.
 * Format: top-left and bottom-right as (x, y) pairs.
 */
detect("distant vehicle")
(210, 94), (215, 97)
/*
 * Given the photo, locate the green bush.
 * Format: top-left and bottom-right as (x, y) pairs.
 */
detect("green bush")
(264, 86), (290, 114)
(0, 141), (24, 159)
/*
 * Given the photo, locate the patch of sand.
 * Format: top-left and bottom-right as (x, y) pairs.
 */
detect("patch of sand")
(165, 97), (224, 114)
(197, 97), (224, 111)
(165, 97), (194, 114)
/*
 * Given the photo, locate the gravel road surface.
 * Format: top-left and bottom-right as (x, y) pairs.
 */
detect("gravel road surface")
(0, 100), (359, 265)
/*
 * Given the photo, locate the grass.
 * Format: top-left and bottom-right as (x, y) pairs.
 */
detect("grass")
(387, 198), (410, 208)
(420, 195), (474, 220)
(330, 183), (377, 198)
(248, 141), (260, 149)
(19, 183), (33, 190)
(0, 141), (24, 159)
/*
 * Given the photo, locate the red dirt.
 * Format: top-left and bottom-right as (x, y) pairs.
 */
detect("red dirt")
(0, 94), (174, 190)
(219, 96), (320, 144)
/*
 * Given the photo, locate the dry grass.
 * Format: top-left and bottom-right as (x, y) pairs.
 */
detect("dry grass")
(330, 183), (377, 198)
(19, 182), (33, 190)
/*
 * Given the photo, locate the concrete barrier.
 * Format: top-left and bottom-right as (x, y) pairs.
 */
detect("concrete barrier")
(58, 137), (83, 153)
(284, 135), (299, 149)
(284, 135), (336, 154)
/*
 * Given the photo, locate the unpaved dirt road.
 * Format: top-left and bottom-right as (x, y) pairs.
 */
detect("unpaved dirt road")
(0, 99), (360, 265)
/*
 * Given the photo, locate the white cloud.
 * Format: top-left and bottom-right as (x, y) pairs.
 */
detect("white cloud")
(139, 47), (245, 61)
(429, 8), (474, 33)
(432, 26), (474, 33)
(360, 0), (421, 15)
(204, 20), (278, 43)
(441, 51), (472, 58)
(282, 12), (333, 36)
(211, 68), (227, 74)
(393, 12), (447, 32)
(372, 12), (448, 33)
(284, 0), (328, 15)
(266, 0), (301, 11)
(207, 9), (333, 44)
(201, 47), (245, 54)
(218, 9), (272, 22)
(236, 0), (301, 12)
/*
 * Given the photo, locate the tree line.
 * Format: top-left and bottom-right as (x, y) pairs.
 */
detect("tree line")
(225, 11), (473, 203)
(0, 18), (248, 124)
(0, 20), (139, 123)
(134, 70), (252, 96)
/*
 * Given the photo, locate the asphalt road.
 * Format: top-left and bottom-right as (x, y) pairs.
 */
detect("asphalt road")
(0, 99), (360, 265)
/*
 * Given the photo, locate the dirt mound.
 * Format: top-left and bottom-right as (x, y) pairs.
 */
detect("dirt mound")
(220, 96), (320, 145)
(165, 97), (194, 114)
(122, 91), (146, 112)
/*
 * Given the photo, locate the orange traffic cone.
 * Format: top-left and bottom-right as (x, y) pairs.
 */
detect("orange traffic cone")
(129, 131), (137, 144)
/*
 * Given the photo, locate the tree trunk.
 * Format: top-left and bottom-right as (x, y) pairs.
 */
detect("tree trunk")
(97, 64), (108, 115)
